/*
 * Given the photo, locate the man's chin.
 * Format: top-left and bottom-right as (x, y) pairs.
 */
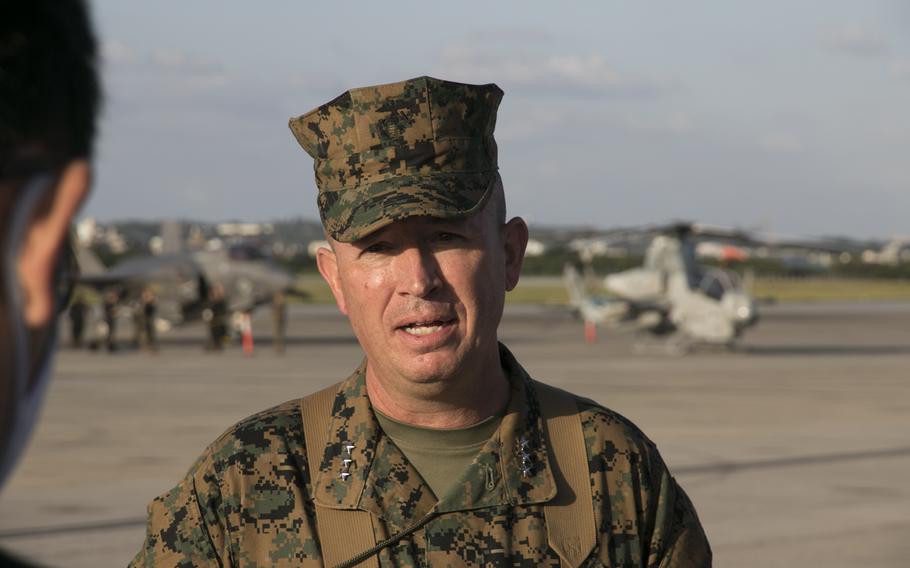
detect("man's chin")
(399, 351), (463, 384)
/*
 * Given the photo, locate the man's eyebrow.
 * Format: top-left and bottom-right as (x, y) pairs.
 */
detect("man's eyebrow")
(352, 230), (389, 248)
(425, 217), (469, 227)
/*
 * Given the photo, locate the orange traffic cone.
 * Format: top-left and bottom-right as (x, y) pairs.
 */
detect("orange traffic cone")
(241, 313), (254, 356)
(584, 320), (597, 343)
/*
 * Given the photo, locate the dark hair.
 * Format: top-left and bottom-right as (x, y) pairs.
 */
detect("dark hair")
(0, 0), (101, 179)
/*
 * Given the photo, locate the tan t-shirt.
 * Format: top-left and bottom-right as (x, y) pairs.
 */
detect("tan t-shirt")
(374, 409), (502, 500)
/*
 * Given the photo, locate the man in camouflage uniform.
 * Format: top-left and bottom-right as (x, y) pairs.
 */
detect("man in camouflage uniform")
(132, 76), (711, 567)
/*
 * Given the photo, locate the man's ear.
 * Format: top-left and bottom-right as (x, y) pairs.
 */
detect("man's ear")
(18, 160), (92, 327)
(316, 244), (348, 315)
(501, 217), (528, 292)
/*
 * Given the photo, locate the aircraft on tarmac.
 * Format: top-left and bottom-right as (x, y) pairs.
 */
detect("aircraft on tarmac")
(563, 223), (759, 350)
(74, 222), (302, 335)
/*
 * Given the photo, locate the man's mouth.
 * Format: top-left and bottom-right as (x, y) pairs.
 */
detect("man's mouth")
(399, 319), (455, 336)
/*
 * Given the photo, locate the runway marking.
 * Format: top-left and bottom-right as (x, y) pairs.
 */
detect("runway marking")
(2, 447), (909, 540)
(675, 446), (910, 477)
(0, 517), (146, 539)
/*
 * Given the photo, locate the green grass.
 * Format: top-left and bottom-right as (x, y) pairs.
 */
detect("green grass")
(752, 278), (910, 302)
(292, 276), (338, 304)
(290, 275), (910, 305)
(292, 276), (572, 305)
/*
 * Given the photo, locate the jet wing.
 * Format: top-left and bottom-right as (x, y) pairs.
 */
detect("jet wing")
(76, 254), (207, 325)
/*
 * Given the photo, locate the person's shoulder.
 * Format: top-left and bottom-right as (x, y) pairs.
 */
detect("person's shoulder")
(575, 395), (656, 450)
(201, 398), (306, 472)
(534, 380), (661, 464)
(533, 380), (655, 451)
(571, 394), (676, 483)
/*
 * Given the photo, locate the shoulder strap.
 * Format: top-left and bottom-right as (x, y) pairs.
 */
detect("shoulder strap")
(300, 385), (378, 568)
(536, 381), (598, 568)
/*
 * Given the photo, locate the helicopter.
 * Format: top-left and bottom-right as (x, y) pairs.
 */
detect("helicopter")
(563, 223), (758, 350)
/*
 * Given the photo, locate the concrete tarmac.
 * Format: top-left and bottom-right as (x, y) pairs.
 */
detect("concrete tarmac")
(1, 301), (909, 567)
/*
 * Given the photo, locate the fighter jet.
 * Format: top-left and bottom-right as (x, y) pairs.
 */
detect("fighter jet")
(74, 222), (302, 332)
(564, 223), (758, 350)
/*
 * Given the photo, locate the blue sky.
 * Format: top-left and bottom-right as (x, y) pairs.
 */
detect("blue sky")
(86, 0), (910, 238)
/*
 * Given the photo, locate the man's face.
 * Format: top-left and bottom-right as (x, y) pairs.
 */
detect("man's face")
(318, 207), (527, 389)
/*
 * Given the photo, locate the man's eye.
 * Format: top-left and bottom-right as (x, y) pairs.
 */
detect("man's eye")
(435, 232), (460, 242)
(364, 242), (391, 254)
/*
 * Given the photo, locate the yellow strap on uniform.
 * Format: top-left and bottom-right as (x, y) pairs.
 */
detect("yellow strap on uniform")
(536, 380), (598, 568)
(302, 379), (595, 567)
(300, 385), (378, 568)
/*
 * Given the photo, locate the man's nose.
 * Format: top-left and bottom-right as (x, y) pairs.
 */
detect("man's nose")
(396, 246), (442, 298)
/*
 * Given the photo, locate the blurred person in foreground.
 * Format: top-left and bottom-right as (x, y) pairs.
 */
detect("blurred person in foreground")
(133, 77), (710, 567)
(0, 0), (100, 565)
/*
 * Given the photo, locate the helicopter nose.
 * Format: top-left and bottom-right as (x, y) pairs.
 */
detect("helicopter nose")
(736, 304), (752, 321)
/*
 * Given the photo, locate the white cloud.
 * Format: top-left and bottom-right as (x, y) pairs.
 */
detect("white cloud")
(286, 73), (350, 99)
(101, 39), (138, 65)
(890, 59), (910, 79)
(758, 132), (803, 155)
(623, 111), (695, 135)
(102, 40), (229, 98)
(149, 50), (224, 76)
(461, 27), (554, 45)
(435, 44), (664, 98)
(825, 24), (890, 58)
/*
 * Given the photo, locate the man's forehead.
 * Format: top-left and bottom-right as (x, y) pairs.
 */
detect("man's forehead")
(354, 215), (481, 242)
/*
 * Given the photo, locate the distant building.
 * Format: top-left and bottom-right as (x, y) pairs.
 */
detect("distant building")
(216, 222), (274, 238)
(75, 217), (98, 247)
(104, 226), (128, 254)
(866, 238), (910, 265)
(187, 225), (207, 250)
(148, 235), (163, 255)
(525, 239), (546, 257)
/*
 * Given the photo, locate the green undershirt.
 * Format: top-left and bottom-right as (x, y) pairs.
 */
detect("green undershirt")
(374, 409), (503, 500)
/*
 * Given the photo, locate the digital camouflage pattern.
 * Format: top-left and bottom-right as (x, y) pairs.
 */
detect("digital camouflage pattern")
(288, 76), (502, 242)
(130, 345), (711, 567)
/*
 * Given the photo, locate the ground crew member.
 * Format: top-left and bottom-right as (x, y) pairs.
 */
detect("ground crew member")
(131, 297), (144, 349)
(141, 287), (158, 352)
(102, 289), (118, 352)
(132, 77), (711, 567)
(272, 290), (287, 353)
(0, 1), (100, 565)
(204, 283), (228, 351)
(68, 294), (87, 348)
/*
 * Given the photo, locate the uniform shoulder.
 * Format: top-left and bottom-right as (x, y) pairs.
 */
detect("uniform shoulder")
(574, 394), (657, 452)
(530, 379), (657, 453)
(203, 398), (306, 470)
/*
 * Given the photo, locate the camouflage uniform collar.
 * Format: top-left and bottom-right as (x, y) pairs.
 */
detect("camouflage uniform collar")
(308, 359), (384, 513)
(308, 345), (557, 530)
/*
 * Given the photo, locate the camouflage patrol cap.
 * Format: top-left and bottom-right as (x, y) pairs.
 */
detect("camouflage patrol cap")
(288, 76), (503, 242)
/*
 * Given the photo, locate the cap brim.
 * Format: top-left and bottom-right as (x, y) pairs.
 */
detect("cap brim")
(319, 171), (497, 243)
